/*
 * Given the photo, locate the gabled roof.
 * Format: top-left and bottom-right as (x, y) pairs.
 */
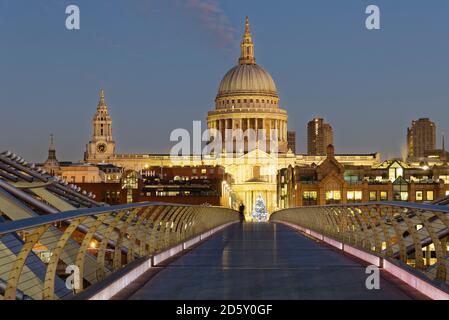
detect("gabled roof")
(372, 159), (412, 169)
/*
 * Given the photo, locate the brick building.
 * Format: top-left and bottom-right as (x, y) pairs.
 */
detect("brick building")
(278, 145), (449, 208)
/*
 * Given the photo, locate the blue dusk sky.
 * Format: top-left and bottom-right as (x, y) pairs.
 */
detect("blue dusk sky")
(1, 0), (449, 162)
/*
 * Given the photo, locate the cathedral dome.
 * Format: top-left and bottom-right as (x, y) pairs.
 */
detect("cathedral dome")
(215, 17), (279, 103)
(217, 64), (278, 98)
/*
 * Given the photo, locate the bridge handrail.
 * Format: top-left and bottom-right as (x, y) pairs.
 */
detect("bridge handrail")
(0, 202), (239, 300)
(271, 202), (449, 290)
(274, 201), (449, 213)
(0, 202), (226, 235)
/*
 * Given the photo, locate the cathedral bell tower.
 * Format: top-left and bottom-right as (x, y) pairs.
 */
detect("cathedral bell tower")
(85, 89), (116, 161)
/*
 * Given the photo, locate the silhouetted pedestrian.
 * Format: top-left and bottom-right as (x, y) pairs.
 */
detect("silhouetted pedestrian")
(238, 203), (245, 223)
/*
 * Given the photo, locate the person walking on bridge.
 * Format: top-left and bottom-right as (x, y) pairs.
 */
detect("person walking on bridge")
(238, 203), (245, 224)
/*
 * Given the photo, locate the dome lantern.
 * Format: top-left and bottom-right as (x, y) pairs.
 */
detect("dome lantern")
(239, 16), (256, 65)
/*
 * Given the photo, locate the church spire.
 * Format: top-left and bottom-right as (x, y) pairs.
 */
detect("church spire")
(44, 134), (59, 174)
(49, 134), (55, 152)
(239, 16), (256, 65)
(98, 89), (107, 107)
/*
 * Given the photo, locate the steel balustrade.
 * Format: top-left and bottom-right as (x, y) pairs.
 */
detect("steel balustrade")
(0, 202), (239, 300)
(270, 202), (449, 288)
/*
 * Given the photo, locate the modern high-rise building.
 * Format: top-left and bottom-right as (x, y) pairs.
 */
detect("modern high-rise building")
(287, 131), (296, 153)
(307, 118), (333, 155)
(407, 118), (436, 159)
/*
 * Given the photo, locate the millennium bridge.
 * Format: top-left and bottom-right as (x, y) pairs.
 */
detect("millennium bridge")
(1, 201), (449, 300)
(1, 152), (449, 300)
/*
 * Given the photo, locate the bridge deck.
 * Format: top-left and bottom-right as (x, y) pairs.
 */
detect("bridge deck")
(129, 223), (421, 300)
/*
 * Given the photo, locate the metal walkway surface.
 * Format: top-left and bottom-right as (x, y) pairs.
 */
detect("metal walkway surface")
(129, 223), (422, 300)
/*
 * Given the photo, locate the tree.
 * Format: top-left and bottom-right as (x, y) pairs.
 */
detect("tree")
(252, 194), (268, 222)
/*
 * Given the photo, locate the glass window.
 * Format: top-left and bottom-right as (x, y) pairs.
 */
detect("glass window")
(426, 191), (434, 201)
(393, 178), (408, 201)
(347, 191), (363, 202)
(334, 191), (341, 200)
(416, 191), (423, 201)
(344, 175), (359, 184)
(388, 168), (395, 181)
(302, 191), (317, 206)
(326, 190), (341, 200)
(389, 163), (404, 182)
(326, 190), (341, 204)
(380, 191), (388, 201)
(439, 176), (449, 184)
(303, 191), (317, 200)
(369, 191), (377, 201)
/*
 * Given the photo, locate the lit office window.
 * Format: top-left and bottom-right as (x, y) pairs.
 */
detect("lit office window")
(416, 191), (423, 201)
(326, 191), (341, 204)
(369, 191), (377, 201)
(426, 191), (434, 201)
(439, 176), (449, 184)
(389, 163), (404, 182)
(400, 192), (409, 201)
(347, 191), (362, 201)
(380, 191), (388, 201)
(303, 191), (317, 200)
(347, 191), (354, 200)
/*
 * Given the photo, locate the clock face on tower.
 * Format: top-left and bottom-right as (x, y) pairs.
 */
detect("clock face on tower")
(96, 143), (107, 153)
